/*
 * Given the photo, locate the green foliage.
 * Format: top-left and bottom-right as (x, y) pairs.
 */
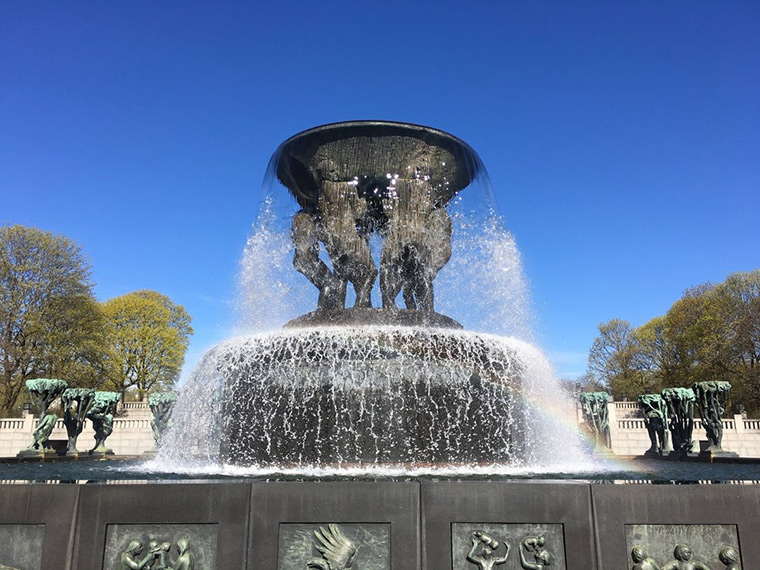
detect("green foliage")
(0, 225), (106, 416)
(587, 319), (656, 399)
(102, 290), (193, 398)
(587, 270), (760, 414)
(0, 225), (196, 415)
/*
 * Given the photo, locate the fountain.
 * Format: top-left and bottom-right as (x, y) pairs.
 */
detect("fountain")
(160, 121), (582, 470)
(2, 122), (760, 570)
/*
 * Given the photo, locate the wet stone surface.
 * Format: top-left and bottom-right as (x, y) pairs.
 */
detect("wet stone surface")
(0, 524), (45, 570)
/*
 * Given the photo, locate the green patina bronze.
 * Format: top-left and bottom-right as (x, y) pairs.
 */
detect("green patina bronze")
(626, 524), (741, 568)
(86, 391), (120, 455)
(579, 391), (612, 454)
(661, 387), (696, 457)
(637, 394), (670, 457)
(19, 378), (68, 456)
(692, 381), (732, 454)
(62, 388), (96, 455)
(119, 537), (195, 570)
(148, 392), (177, 447)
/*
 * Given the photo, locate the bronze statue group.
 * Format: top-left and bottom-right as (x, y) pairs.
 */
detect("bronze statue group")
(292, 165), (452, 313)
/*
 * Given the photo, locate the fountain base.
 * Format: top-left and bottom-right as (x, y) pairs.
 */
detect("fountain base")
(215, 327), (524, 466)
(283, 308), (462, 329)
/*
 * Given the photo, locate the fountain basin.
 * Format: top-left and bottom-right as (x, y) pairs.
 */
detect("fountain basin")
(196, 327), (526, 466)
(274, 120), (483, 209)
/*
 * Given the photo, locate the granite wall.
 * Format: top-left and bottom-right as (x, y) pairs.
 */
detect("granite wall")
(0, 481), (758, 569)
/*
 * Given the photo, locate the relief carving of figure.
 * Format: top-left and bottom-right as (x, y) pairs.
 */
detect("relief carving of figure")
(718, 547), (740, 570)
(661, 544), (711, 570)
(307, 524), (357, 570)
(172, 539), (194, 570)
(120, 540), (154, 570)
(153, 541), (172, 570)
(120, 538), (194, 570)
(380, 178), (451, 311)
(631, 545), (662, 570)
(466, 531), (509, 570)
(519, 536), (554, 569)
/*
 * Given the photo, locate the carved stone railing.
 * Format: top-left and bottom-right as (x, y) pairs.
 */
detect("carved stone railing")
(611, 401), (641, 419)
(0, 418), (25, 430)
(618, 420), (646, 430)
(694, 419), (735, 431)
(113, 419), (151, 429)
(614, 402), (640, 410)
(118, 401), (150, 412)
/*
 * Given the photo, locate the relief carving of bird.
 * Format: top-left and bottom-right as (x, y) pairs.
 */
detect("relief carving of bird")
(307, 524), (357, 570)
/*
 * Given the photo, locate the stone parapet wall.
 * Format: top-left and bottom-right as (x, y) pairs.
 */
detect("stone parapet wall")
(116, 401), (152, 418)
(1, 481), (759, 569)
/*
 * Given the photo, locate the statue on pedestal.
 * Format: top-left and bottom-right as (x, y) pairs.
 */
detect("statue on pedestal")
(18, 378), (68, 457)
(638, 394), (670, 456)
(62, 387), (95, 455)
(692, 381), (732, 455)
(86, 391), (120, 455)
(579, 392), (612, 453)
(662, 388), (696, 458)
(148, 392), (177, 448)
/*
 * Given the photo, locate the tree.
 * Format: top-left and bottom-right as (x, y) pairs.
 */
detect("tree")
(587, 319), (651, 399)
(633, 287), (716, 395)
(0, 225), (105, 415)
(586, 270), (760, 415)
(707, 271), (760, 411)
(102, 290), (193, 399)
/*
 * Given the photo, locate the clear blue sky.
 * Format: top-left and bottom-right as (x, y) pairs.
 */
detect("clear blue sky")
(2, 1), (758, 381)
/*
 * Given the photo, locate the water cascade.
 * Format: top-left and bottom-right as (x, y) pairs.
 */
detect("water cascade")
(160, 121), (585, 471)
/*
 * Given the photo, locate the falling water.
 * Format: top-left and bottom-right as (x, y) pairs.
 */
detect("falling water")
(155, 122), (594, 475)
